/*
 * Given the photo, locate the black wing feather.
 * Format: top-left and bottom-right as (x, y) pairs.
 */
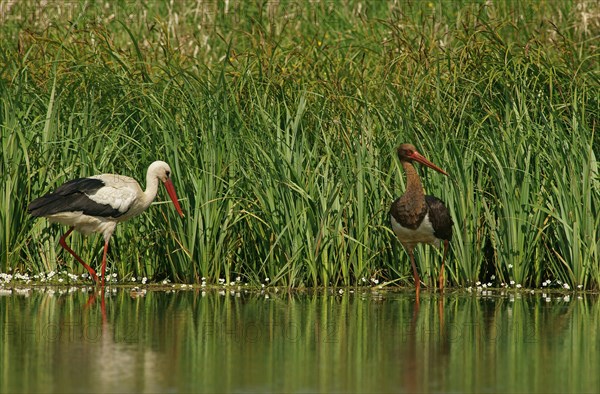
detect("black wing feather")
(28, 178), (125, 218)
(425, 195), (453, 241)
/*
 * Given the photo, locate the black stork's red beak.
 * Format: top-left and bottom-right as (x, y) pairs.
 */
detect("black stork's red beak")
(407, 150), (449, 176)
(163, 179), (184, 218)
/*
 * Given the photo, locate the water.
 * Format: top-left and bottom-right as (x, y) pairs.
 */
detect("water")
(1, 287), (598, 393)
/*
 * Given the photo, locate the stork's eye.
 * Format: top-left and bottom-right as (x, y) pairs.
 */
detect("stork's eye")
(166, 171), (171, 177)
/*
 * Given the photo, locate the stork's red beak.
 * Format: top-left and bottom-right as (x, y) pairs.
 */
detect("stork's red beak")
(163, 178), (184, 217)
(410, 151), (449, 176)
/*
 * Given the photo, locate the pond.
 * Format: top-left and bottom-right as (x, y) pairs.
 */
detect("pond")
(1, 286), (598, 393)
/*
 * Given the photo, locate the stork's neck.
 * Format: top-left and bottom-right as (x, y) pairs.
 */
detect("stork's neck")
(401, 161), (425, 201)
(141, 170), (161, 209)
(390, 160), (428, 230)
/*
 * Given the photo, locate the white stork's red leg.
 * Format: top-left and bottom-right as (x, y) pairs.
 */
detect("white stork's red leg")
(100, 239), (110, 287)
(59, 226), (98, 283)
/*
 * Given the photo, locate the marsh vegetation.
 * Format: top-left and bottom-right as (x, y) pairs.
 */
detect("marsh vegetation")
(1, 1), (598, 289)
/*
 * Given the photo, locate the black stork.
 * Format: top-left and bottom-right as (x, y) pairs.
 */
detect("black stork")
(28, 161), (184, 286)
(389, 144), (453, 296)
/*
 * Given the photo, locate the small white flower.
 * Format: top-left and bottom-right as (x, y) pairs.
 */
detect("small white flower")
(510, 280), (515, 285)
(490, 275), (495, 280)
(265, 277), (270, 282)
(338, 289), (344, 294)
(508, 264), (513, 269)
(476, 281), (481, 286)
(516, 284), (522, 288)
(563, 283), (570, 290)
(487, 282), (492, 287)
(577, 284), (583, 289)
(142, 277), (148, 284)
(236, 276), (241, 282)
(131, 277), (136, 282)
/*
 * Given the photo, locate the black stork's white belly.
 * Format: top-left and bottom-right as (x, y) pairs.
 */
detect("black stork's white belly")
(391, 212), (440, 249)
(390, 195), (452, 251)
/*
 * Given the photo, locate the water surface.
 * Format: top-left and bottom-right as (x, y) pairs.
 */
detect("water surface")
(1, 287), (598, 393)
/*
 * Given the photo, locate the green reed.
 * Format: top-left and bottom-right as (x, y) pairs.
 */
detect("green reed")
(0, 1), (598, 289)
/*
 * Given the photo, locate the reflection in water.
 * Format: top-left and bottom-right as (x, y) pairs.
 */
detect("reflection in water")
(1, 288), (599, 393)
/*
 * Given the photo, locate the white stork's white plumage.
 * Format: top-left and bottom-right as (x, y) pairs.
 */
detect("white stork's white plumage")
(28, 161), (184, 286)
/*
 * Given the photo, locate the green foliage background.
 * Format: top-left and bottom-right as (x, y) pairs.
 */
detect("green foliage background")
(1, 0), (598, 288)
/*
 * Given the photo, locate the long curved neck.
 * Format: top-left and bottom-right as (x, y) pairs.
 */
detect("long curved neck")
(390, 160), (428, 230)
(140, 169), (161, 210)
(401, 161), (425, 202)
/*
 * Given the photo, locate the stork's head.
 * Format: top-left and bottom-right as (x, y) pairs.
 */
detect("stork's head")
(149, 161), (184, 218)
(396, 144), (448, 176)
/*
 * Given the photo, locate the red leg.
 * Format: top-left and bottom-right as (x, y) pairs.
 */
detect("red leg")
(100, 287), (107, 323)
(438, 240), (449, 292)
(100, 239), (109, 287)
(59, 227), (98, 283)
(408, 247), (420, 300)
(85, 288), (107, 323)
(438, 297), (444, 332)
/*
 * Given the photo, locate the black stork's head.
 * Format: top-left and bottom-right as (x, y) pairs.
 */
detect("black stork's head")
(396, 143), (448, 176)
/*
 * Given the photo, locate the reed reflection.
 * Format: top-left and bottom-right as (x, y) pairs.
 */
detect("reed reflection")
(0, 288), (598, 393)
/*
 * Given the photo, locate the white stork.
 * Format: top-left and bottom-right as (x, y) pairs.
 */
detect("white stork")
(390, 144), (453, 297)
(28, 161), (184, 286)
